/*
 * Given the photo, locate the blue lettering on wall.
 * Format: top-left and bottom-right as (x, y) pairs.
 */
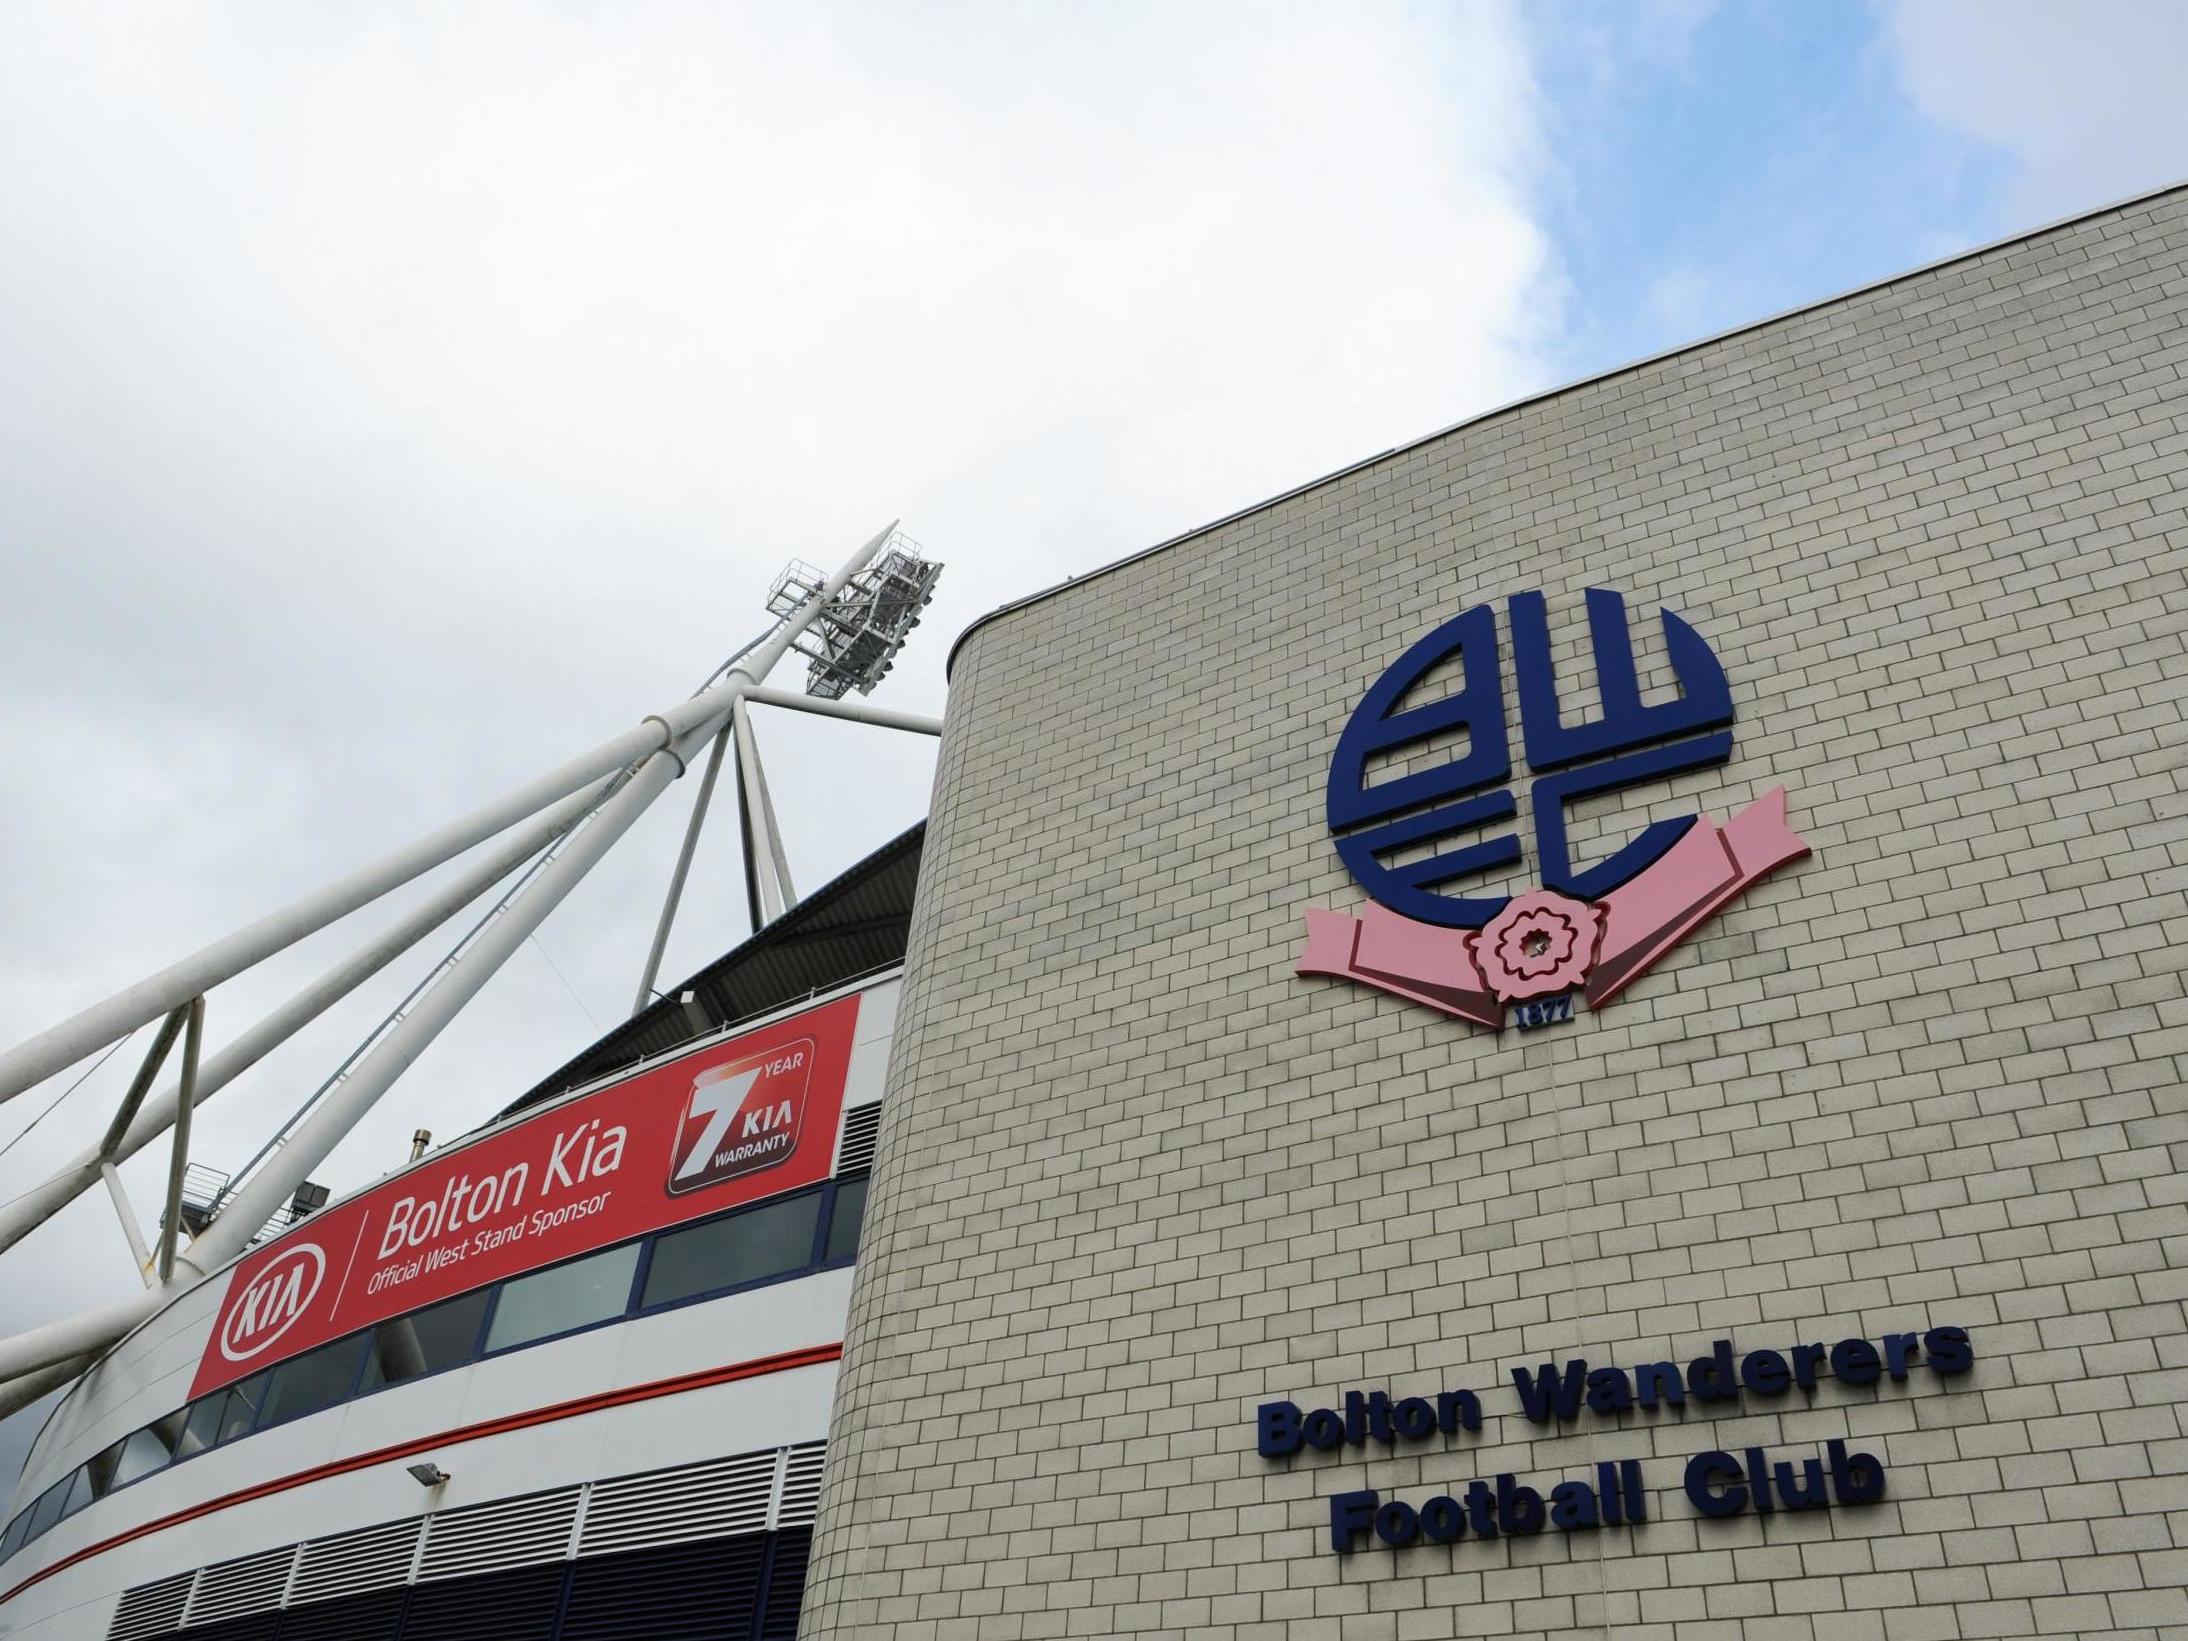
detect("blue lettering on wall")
(1265, 1324), (1975, 1554)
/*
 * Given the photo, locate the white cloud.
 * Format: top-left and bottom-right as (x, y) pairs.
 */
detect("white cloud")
(0, 1), (1555, 1470)
(1884, 0), (2188, 224)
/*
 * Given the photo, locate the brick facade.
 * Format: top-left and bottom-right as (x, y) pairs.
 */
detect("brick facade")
(800, 187), (2188, 1640)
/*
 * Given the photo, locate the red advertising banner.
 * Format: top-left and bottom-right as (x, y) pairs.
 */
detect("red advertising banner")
(190, 992), (861, 1398)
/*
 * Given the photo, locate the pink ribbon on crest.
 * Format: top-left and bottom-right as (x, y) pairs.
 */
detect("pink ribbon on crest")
(1298, 788), (1810, 1025)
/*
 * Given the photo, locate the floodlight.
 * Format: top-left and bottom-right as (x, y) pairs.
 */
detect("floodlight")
(767, 531), (943, 699)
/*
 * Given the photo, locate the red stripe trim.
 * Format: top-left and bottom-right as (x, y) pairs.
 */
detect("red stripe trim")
(1, 1341), (841, 1607)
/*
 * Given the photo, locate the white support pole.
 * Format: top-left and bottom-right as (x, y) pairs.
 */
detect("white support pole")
(166, 739), (702, 1294)
(0, 1291), (155, 1388)
(631, 726), (730, 1018)
(0, 523), (899, 1385)
(96, 1009), (189, 1161)
(0, 1354), (96, 1423)
(175, 525), (893, 1285)
(731, 725), (765, 935)
(155, 999), (203, 1284)
(99, 1163), (154, 1281)
(0, 779), (612, 1261)
(730, 695), (794, 922)
(0, 693), (757, 1109)
(740, 685), (944, 737)
(0, 744), (700, 1384)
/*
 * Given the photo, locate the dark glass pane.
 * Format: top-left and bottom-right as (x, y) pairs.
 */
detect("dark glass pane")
(484, 1243), (641, 1352)
(360, 1288), (491, 1391)
(175, 1394), (226, 1459)
(642, 1193), (822, 1310)
(85, 1438), (125, 1499)
(259, 1336), (365, 1427)
(218, 1371), (271, 1443)
(824, 1177), (868, 1265)
(111, 1410), (186, 1487)
(57, 1466), (93, 1519)
(25, 1477), (69, 1539)
(1, 1509), (28, 1561)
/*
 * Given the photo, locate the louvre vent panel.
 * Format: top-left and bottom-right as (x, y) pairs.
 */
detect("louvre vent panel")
(109, 1571), (193, 1639)
(776, 1443), (826, 1527)
(95, 1441), (826, 1639)
(272, 1587), (409, 1641)
(176, 1615), (280, 1641)
(578, 1450), (775, 1557)
(560, 1534), (768, 1641)
(415, 1487), (579, 1582)
(183, 1546), (293, 1624)
(98, 1531), (807, 1641)
(757, 1528), (813, 1641)
(834, 1102), (881, 1175)
(399, 1562), (565, 1641)
(288, 1517), (422, 1605)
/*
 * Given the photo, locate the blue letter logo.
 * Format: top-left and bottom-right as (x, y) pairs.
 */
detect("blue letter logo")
(1326, 588), (1735, 929)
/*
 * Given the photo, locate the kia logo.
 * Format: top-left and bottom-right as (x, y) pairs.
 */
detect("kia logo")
(218, 1242), (327, 1363)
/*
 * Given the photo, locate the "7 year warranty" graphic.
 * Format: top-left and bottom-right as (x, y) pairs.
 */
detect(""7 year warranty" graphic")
(668, 1039), (814, 1194)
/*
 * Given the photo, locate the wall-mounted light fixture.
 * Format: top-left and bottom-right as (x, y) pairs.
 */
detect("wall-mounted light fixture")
(406, 1462), (450, 1487)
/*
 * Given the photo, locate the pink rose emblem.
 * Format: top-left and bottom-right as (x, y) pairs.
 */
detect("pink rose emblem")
(1467, 889), (1601, 1003)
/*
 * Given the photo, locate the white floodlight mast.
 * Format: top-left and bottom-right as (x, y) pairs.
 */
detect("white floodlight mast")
(0, 779), (616, 1261)
(0, 516), (898, 1115)
(0, 523), (904, 1401)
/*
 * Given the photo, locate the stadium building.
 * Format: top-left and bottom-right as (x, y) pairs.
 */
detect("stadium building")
(3, 184), (2185, 1640)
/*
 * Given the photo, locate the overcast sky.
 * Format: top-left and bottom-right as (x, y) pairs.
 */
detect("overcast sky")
(2, 0), (2184, 1484)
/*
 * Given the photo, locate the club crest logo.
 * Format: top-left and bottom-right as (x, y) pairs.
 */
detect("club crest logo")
(1298, 588), (1809, 1029)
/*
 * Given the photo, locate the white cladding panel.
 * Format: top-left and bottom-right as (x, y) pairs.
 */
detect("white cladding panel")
(0, 1269), (847, 1638)
(1, 971), (896, 1639)
(13, 973), (897, 1504)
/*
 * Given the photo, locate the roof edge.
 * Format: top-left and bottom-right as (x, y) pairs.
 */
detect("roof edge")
(946, 174), (2188, 679)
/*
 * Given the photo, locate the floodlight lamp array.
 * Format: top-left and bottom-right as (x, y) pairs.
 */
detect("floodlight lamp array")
(765, 531), (943, 698)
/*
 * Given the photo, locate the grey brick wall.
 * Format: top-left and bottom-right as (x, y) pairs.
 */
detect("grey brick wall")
(801, 187), (2188, 1641)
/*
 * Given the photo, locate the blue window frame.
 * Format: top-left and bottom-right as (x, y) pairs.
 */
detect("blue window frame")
(640, 1190), (824, 1311)
(259, 1335), (372, 1431)
(358, 1287), (493, 1394)
(0, 1170), (871, 1566)
(484, 1242), (644, 1354)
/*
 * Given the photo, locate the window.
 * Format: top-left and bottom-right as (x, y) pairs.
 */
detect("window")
(359, 1288), (491, 1392)
(57, 1466), (93, 1520)
(485, 1243), (642, 1352)
(4, 1147), (879, 1558)
(24, 1477), (69, 1540)
(260, 1336), (367, 1428)
(642, 1192), (822, 1310)
(824, 1177), (868, 1265)
(84, 1439), (125, 1501)
(218, 1372), (271, 1444)
(110, 1411), (186, 1488)
(175, 1392), (227, 1459)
